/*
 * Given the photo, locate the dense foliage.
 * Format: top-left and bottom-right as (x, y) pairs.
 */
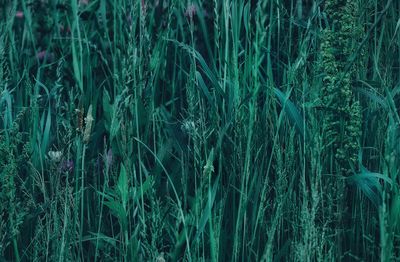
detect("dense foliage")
(0, 0), (399, 261)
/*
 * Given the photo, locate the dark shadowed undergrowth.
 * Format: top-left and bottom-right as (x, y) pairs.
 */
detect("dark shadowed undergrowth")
(0, 0), (399, 261)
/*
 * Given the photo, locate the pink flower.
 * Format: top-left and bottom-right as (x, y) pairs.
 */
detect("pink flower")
(15, 11), (24, 19)
(36, 50), (54, 62)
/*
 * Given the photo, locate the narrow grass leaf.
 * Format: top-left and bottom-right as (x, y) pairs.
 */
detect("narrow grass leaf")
(273, 87), (307, 140)
(195, 71), (216, 110)
(354, 80), (388, 109)
(104, 199), (128, 230)
(40, 106), (51, 157)
(88, 232), (117, 247)
(194, 175), (220, 241)
(347, 166), (392, 207)
(118, 164), (129, 208)
(166, 38), (226, 98)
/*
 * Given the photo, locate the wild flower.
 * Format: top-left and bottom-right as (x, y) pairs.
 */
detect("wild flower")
(36, 50), (54, 62)
(185, 3), (197, 19)
(15, 11), (24, 19)
(48, 151), (62, 162)
(83, 105), (94, 144)
(59, 160), (74, 173)
(79, 0), (89, 5)
(181, 119), (197, 136)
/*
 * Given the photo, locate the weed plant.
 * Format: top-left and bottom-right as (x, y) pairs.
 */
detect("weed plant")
(0, 0), (399, 261)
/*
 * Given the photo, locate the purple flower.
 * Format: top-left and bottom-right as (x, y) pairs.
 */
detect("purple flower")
(185, 3), (197, 19)
(36, 50), (54, 62)
(60, 160), (74, 173)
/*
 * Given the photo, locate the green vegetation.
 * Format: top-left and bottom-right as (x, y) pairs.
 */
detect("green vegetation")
(0, 0), (399, 261)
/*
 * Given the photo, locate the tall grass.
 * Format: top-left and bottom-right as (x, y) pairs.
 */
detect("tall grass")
(0, 0), (399, 261)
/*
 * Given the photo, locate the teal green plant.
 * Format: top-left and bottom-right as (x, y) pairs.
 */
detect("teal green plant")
(0, 0), (399, 261)
(319, 0), (363, 175)
(0, 110), (30, 261)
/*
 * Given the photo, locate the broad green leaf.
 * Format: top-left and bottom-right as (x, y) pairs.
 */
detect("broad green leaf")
(104, 199), (128, 230)
(130, 175), (154, 203)
(347, 166), (392, 207)
(274, 87), (308, 140)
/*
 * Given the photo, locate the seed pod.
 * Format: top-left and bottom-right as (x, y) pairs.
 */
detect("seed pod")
(76, 107), (84, 132)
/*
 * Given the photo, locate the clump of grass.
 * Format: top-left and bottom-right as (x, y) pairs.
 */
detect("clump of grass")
(0, 0), (399, 261)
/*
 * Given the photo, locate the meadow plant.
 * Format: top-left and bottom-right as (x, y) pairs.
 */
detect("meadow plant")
(0, 0), (399, 261)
